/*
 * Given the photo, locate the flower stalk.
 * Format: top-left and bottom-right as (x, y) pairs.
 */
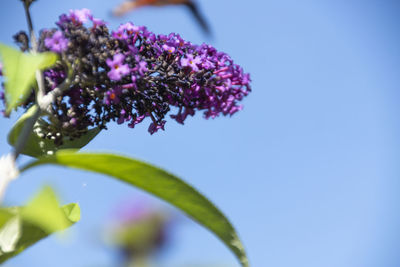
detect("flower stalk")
(11, 2), (44, 160)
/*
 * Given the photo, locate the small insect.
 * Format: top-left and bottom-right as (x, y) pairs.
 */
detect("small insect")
(112, 0), (212, 36)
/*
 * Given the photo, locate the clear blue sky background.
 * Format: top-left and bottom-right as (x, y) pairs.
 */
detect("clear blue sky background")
(1, 0), (400, 266)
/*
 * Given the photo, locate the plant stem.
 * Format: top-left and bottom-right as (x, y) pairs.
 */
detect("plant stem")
(12, 1), (42, 160)
(12, 1), (76, 161)
(23, 1), (37, 52)
(39, 68), (74, 112)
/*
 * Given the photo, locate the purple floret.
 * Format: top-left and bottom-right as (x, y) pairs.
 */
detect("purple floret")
(44, 31), (68, 53)
(106, 54), (130, 81)
(180, 54), (202, 71)
(69, 8), (92, 24)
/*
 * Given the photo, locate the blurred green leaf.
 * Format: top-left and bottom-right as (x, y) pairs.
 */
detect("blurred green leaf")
(0, 216), (21, 255)
(0, 43), (57, 115)
(20, 186), (79, 233)
(7, 105), (101, 157)
(23, 151), (249, 267)
(0, 187), (80, 263)
(0, 209), (13, 228)
(61, 203), (81, 223)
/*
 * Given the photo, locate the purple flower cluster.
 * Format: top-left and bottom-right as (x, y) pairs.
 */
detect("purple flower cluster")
(3, 9), (251, 144)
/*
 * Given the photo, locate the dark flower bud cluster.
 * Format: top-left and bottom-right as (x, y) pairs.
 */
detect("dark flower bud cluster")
(2, 9), (251, 144)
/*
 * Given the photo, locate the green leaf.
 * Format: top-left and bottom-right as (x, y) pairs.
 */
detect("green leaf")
(20, 186), (77, 233)
(0, 44), (58, 115)
(0, 187), (80, 263)
(61, 203), (81, 223)
(22, 151), (249, 267)
(7, 105), (101, 157)
(0, 209), (14, 229)
(0, 216), (21, 255)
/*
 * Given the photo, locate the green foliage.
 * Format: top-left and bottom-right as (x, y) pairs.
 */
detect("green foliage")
(21, 186), (80, 233)
(0, 187), (80, 263)
(0, 44), (57, 115)
(22, 151), (249, 267)
(7, 105), (101, 157)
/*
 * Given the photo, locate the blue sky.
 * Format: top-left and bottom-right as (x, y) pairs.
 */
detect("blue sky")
(1, 0), (400, 267)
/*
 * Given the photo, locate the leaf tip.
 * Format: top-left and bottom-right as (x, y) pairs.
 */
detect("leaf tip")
(62, 203), (81, 223)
